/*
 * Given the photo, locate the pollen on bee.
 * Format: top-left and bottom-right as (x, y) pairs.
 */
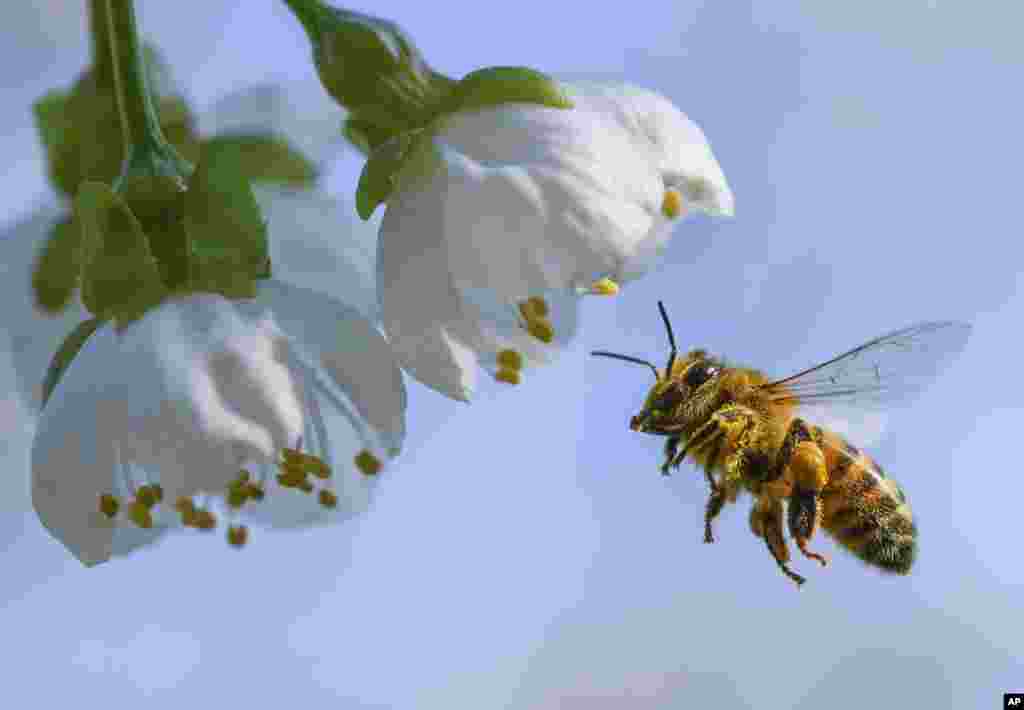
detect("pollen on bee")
(355, 449), (382, 476)
(495, 368), (521, 385)
(497, 349), (524, 371)
(127, 500), (153, 529)
(318, 489), (338, 509)
(98, 493), (120, 519)
(662, 188), (685, 219)
(588, 277), (620, 296)
(227, 525), (249, 548)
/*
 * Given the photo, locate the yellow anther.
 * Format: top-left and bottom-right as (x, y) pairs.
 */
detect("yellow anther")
(527, 296), (550, 318)
(276, 469), (306, 489)
(318, 489), (338, 509)
(308, 458), (331, 480)
(227, 525), (249, 548)
(355, 449), (382, 476)
(128, 501), (153, 529)
(497, 349), (524, 371)
(236, 470), (251, 483)
(298, 480), (314, 494)
(193, 510), (217, 531)
(589, 277), (620, 296)
(495, 368), (521, 385)
(98, 494), (120, 519)
(174, 497), (195, 514)
(662, 188), (685, 219)
(135, 485), (160, 508)
(244, 483), (265, 502)
(525, 318), (555, 344)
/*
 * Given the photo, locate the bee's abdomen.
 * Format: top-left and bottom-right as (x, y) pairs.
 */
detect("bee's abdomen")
(818, 439), (917, 574)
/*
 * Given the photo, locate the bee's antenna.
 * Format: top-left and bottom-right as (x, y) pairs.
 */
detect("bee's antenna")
(658, 301), (677, 377)
(591, 351), (660, 380)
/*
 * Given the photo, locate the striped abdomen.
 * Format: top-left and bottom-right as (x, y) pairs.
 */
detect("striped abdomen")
(814, 428), (917, 574)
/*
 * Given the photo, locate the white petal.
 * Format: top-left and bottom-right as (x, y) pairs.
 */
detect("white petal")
(378, 165), (480, 401)
(254, 185), (380, 322)
(31, 326), (124, 566)
(0, 201), (90, 411)
(245, 280), (407, 456)
(199, 83), (345, 164)
(114, 294), (305, 501)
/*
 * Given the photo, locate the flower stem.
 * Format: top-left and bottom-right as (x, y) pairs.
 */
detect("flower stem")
(88, 0), (113, 83)
(103, 0), (166, 152)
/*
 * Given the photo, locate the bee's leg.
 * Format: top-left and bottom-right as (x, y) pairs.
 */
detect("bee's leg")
(660, 436), (681, 476)
(777, 419), (830, 568)
(749, 496), (806, 587)
(704, 487), (726, 543)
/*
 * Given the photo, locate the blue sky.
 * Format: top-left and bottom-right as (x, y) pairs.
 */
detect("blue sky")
(1, 1), (1022, 707)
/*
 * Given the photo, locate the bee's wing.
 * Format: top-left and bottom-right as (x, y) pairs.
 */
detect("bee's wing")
(759, 321), (972, 447)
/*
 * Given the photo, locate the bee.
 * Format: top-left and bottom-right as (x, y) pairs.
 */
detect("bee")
(592, 303), (971, 587)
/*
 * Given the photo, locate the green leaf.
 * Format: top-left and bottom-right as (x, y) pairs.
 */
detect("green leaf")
(199, 134), (318, 187)
(41, 317), (105, 409)
(355, 130), (423, 220)
(184, 144), (269, 297)
(75, 181), (168, 325)
(444, 66), (574, 115)
(32, 216), (82, 315)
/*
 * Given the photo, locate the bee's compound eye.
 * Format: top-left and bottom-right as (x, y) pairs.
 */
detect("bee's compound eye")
(685, 362), (719, 389)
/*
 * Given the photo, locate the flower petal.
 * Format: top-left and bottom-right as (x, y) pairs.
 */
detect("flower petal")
(114, 294), (305, 502)
(378, 167), (480, 401)
(31, 325), (123, 566)
(244, 279), (407, 456)
(254, 185), (379, 321)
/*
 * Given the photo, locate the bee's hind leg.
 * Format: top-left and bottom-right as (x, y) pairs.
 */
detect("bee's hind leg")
(660, 436), (681, 476)
(750, 497), (806, 587)
(777, 419), (830, 568)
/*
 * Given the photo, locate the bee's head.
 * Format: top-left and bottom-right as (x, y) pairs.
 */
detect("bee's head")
(591, 302), (723, 434)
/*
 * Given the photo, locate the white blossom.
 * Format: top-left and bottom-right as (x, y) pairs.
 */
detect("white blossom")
(378, 82), (733, 400)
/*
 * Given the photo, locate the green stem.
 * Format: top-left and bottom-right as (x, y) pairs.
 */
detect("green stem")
(104, 0), (166, 152)
(88, 0), (113, 83)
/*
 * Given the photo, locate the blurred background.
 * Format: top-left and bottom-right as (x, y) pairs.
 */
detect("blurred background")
(1, 1), (1021, 707)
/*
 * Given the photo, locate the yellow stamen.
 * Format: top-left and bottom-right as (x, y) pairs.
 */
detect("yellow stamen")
(193, 510), (217, 531)
(244, 483), (265, 502)
(318, 489), (338, 509)
(662, 188), (685, 219)
(127, 501), (153, 529)
(526, 296), (550, 318)
(227, 525), (249, 548)
(525, 318), (554, 344)
(276, 469), (306, 489)
(135, 485), (159, 508)
(298, 480), (314, 494)
(98, 494), (120, 519)
(588, 277), (619, 296)
(355, 450), (382, 476)
(497, 349), (524, 371)
(236, 470), (250, 483)
(495, 368), (521, 385)
(174, 497), (195, 514)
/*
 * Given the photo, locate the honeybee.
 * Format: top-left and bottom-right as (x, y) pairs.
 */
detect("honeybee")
(592, 303), (971, 586)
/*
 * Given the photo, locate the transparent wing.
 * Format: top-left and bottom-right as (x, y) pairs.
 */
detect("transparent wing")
(760, 321), (972, 446)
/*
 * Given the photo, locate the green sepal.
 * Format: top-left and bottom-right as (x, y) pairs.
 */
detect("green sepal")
(75, 181), (168, 326)
(40, 317), (105, 409)
(284, 0), (454, 142)
(183, 143), (270, 298)
(198, 134), (318, 187)
(342, 116), (397, 155)
(355, 130), (424, 219)
(32, 216), (83, 315)
(444, 66), (574, 114)
(33, 90), (70, 158)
